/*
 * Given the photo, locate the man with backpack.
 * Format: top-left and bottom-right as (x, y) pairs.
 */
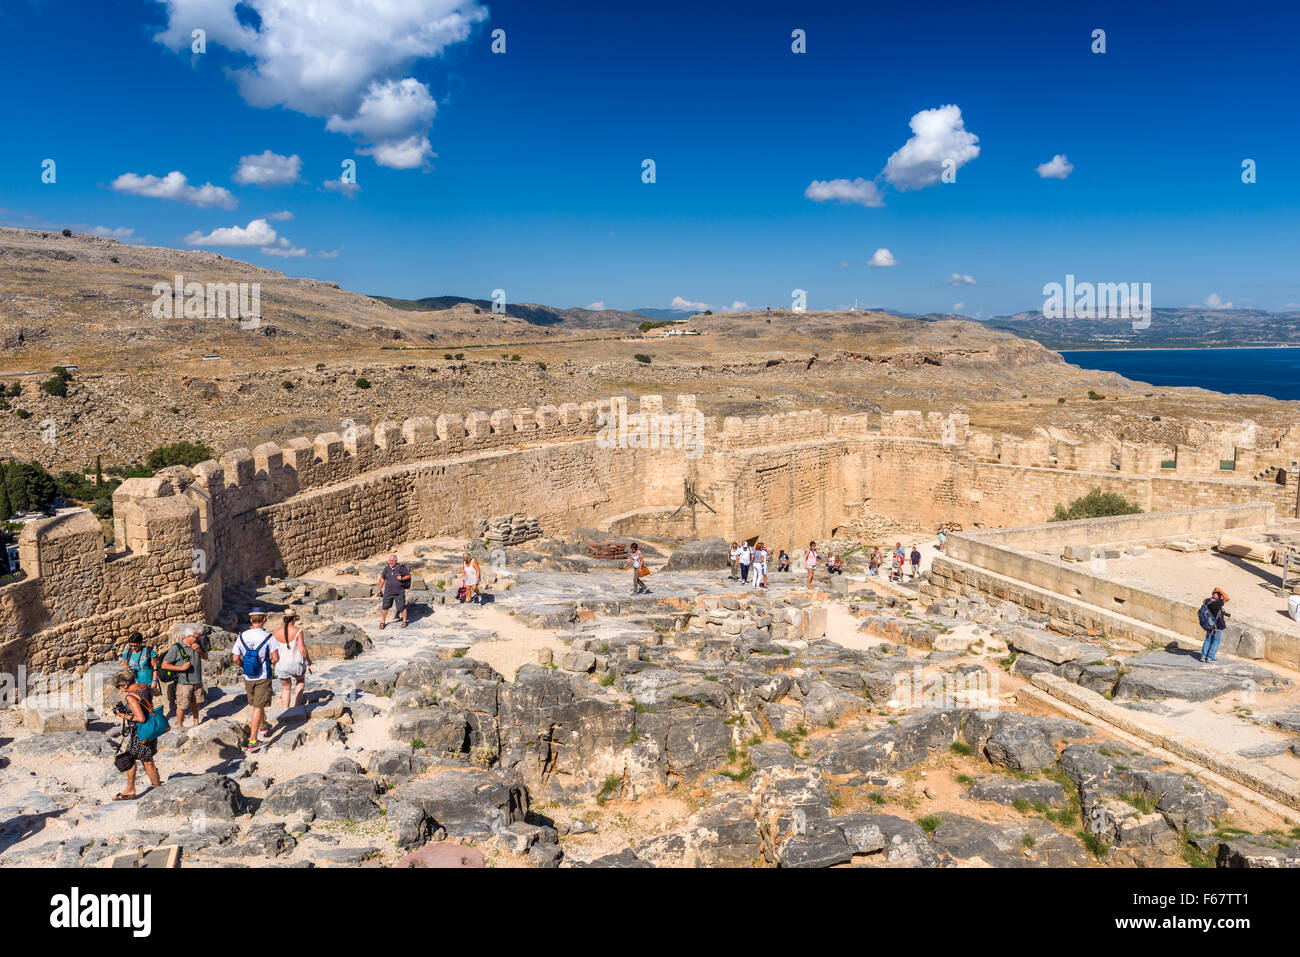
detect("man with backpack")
(232, 609), (279, 752)
(1198, 587), (1230, 663)
(159, 623), (208, 728)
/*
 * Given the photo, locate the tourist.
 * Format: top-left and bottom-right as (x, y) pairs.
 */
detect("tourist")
(624, 542), (650, 595)
(110, 672), (163, 801)
(159, 623), (207, 729)
(120, 632), (161, 700)
(937, 528), (947, 552)
(461, 552), (482, 604)
(868, 547), (882, 577)
(753, 541), (768, 588)
(232, 609), (279, 752)
(738, 540), (752, 585)
(377, 553), (411, 630)
(804, 541), (818, 587)
(728, 542), (739, 580)
(1199, 587), (1230, 663)
(910, 544), (922, 579)
(778, 549), (791, 572)
(828, 553), (843, 575)
(273, 611), (310, 711)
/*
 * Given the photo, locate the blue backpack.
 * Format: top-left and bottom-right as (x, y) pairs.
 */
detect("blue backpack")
(1197, 601), (1217, 632)
(240, 633), (272, 679)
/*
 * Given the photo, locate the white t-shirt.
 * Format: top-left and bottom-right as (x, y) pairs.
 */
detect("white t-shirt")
(738, 546), (752, 564)
(233, 628), (275, 680)
(630, 551), (643, 569)
(728, 547), (738, 562)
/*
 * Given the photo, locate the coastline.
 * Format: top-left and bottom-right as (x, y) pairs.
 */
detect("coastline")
(1058, 345), (1300, 353)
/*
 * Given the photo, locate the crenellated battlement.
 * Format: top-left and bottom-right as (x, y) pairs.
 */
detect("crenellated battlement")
(4, 393), (1297, 676)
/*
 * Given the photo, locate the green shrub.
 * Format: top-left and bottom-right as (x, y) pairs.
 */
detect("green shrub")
(61, 228), (71, 237)
(1050, 487), (1143, 522)
(355, 377), (371, 389)
(41, 367), (72, 397)
(1087, 390), (1105, 400)
(14, 408), (31, 419)
(145, 441), (214, 470)
(0, 461), (59, 514)
(281, 380), (294, 391)
(633, 353), (651, 364)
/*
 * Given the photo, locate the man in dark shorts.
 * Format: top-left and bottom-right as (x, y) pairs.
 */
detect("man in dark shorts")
(377, 553), (411, 629)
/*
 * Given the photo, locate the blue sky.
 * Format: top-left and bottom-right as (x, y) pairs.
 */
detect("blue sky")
(2, 0), (1298, 316)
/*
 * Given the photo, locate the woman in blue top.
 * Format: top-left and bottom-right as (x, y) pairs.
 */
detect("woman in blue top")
(120, 632), (162, 696)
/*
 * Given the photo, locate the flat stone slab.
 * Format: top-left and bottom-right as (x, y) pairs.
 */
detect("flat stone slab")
(1266, 708), (1300, 734)
(1114, 667), (1242, 702)
(966, 776), (1066, 808)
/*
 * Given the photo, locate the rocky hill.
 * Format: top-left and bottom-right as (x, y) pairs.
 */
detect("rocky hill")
(1, 227), (1296, 470)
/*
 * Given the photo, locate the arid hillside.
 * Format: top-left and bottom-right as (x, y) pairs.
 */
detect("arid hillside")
(2, 227), (1297, 470)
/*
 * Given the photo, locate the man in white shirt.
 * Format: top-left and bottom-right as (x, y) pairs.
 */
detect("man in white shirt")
(232, 609), (280, 752)
(737, 542), (752, 584)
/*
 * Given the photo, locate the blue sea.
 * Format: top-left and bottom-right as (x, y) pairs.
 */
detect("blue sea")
(1059, 348), (1300, 401)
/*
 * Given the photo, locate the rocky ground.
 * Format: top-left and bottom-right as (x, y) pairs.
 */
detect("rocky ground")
(2, 536), (1299, 868)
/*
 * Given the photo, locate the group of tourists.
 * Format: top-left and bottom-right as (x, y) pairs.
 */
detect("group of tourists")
(724, 539), (927, 588)
(726, 541), (776, 588)
(866, 543), (923, 582)
(110, 607), (314, 799)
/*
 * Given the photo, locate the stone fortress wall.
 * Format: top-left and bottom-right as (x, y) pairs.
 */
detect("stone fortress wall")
(3, 394), (1298, 674)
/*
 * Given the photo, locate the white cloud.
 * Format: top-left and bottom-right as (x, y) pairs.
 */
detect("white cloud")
(670, 296), (710, 312)
(727, 301), (750, 312)
(91, 226), (134, 238)
(153, 1), (486, 170)
(804, 178), (884, 207)
(948, 273), (976, 286)
(883, 104), (980, 191)
(234, 150), (302, 186)
(1036, 154), (1074, 179)
(868, 248), (898, 268)
(184, 217), (278, 246)
(837, 261), (849, 269)
(365, 134), (435, 170)
(262, 239), (307, 257)
(953, 302), (965, 312)
(1285, 302), (1300, 310)
(326, 79), (437, 168)
(1203, 293), (1233, 309)
(267, 210), (294, 221)
(323, 177), (361, 198)
(112, 170), (237, 209)
(586, 301), (606, 310)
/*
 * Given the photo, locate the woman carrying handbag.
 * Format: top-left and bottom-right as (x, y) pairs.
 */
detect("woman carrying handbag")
(273, 611), (311, 711)
(110, 673), (167, 800)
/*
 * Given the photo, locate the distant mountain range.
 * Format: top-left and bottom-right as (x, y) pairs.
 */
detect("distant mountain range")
(973, 307), (1300, 350)
(371, 294), (697, 328)
(372, 294), (1300, 350)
